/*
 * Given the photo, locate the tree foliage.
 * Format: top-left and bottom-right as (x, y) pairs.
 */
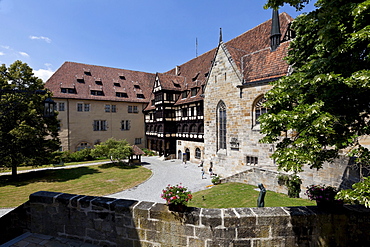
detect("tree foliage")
(259, 0), (370, 173)
(0, 60), (60, 177)
(91, 138), (133, 163)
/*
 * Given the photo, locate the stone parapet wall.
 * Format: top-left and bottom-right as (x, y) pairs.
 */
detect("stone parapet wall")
(2, 191), (370, 246)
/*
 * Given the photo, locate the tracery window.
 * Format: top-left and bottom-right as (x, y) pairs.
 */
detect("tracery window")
(217, 101), (227, 150)
(253, 96), (267, 127)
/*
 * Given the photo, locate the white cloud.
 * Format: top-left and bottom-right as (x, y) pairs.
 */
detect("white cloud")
(0, 51), (4, 56)
(33, 68), (55, 81)
(19, 51), (29, 57)
(29, 35), (52, 43)
(1, 45), (10, 49)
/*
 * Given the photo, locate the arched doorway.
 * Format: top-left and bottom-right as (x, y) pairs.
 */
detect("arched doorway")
(185, 148), (190, 161)
(178, 150), (182, 160)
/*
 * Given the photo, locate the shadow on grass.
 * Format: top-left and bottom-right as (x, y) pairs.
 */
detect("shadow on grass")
(0, 167), (101, 187)
(98, 162), (141, 170)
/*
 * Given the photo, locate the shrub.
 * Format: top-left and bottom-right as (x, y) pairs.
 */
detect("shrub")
(161, 184), (193, 205)
(277, 174), (302, 198)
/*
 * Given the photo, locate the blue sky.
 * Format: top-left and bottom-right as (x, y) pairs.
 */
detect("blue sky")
(0, 0), (316, 81)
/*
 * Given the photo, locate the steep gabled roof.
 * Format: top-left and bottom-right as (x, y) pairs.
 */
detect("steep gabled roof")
(46, 62), (155, 103)
(159, 12), (293, 105)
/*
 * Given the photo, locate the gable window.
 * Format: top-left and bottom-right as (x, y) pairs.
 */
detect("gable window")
(121, 120), (130, 130)
(253, 96), (267, 127)
(217, 100), (227, 150)
(93, 120), (107, 131)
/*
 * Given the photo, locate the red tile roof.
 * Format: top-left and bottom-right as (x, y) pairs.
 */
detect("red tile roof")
(46, 62), (155, 103)
(143, 12), (293, 111)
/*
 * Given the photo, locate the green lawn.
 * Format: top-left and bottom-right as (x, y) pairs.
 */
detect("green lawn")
(188, 182), (316, 208)
(0, 163), (151, 208)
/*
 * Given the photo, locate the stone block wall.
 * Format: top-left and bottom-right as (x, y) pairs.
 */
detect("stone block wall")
(2, 191), (370, 246)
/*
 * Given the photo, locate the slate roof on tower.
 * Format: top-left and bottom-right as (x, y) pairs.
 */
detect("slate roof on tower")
(46, 62), (155, 103)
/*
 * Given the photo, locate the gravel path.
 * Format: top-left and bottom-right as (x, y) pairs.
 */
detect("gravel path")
(108, 156), (212, 203)
(0, 157), (212, 217)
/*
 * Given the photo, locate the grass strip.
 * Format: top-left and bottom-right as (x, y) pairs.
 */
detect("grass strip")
(0, 163), (151, 208)
(188, 182), (316, 208)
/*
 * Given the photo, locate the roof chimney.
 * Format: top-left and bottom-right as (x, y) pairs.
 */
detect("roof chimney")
(270, 9), (281, 51)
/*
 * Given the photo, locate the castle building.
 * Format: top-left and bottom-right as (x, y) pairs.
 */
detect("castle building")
(46, 11), (295, 176)
(45, 62), (155, 151)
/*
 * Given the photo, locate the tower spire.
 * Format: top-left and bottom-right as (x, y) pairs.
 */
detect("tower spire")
(270, 9), (281, 51)
(219, 28), (223, 43)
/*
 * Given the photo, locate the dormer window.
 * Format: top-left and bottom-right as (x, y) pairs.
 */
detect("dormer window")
(134, 85), (141, 89)
(83, 69), (91, 76)
(192, 72), (199, 81)
(119, 73), (126, 80)
(61, 88), (76, 94)
(191, 88), (198, 97)
(114, 82), (120, 87)
(137, 94), (145, 99)
(95, 79), (102, 85)
(76, 75), (84, 83)
(182, 90), (188, 98)
(116, 92), (128, 98)
(91, 90), (104, 96)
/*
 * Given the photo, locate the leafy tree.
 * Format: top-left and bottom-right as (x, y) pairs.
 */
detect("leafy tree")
(91, 138), (133, 163)
(0, 60), (60, 177)
(260, 0), (370, 175)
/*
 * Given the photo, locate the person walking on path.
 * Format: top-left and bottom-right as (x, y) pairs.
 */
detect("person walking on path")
(201, 168), (205, 179)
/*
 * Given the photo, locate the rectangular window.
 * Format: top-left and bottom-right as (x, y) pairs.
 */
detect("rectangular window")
(105, 105), (111, 112)
(58, 102), (65, 111)
(111, 105), (116, 112)
(77, 103), (83, 112)
(182, 91), (188, 98)
(121, 120), (131, 130)
(128, 105), (139, 113)
(93, 120), (107, 131)
(91, 90), (104, 96)
(84, 104), (90, 112)
(182, 108), (187, 117)
(191, 88), (198, 97)
(116, 92), (128, 98)
(61, 88), (76, 94)
(135, 138), (142, 145)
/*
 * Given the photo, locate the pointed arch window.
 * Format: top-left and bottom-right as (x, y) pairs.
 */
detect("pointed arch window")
(253, 96), (267, 127)
(217, 101), (227, 150)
